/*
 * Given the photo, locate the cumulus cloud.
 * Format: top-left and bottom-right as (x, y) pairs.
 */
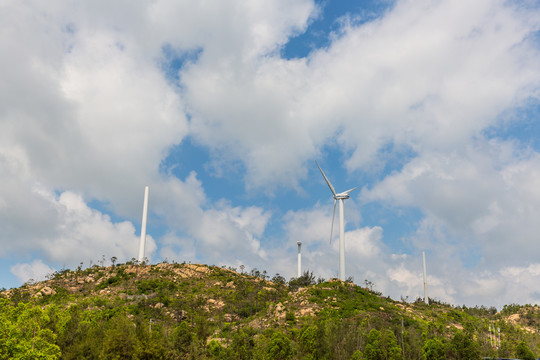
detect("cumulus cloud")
(148, 173), (273, 269)
(5, 185), (153, 269)
(10, 260), (56, 285)
(363, 141), (540, 267)
(40, 189), (155, 265)
(183, 0), (540, 188)
(345, 227), (383, 259)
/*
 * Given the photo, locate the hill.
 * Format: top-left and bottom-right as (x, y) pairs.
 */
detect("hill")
(1, 261), (540, 359)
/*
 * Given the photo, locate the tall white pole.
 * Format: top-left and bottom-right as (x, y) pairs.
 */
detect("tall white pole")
(297, 241), (302, 277)
(138, 186), (149, 263)
(339, 199), (345, 281)
(422, 251), (429, 305)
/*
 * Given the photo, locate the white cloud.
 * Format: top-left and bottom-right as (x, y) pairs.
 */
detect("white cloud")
(42, 189), (155, 265)
(283, 205), (334, 245)
(149, 174), (273, 269)
(183, 0), (540, 190)
(345, 227), (383, 259)
(5, 185), (154, 268)
(10, 260), (56, 284)
(363, 141), (540, 268)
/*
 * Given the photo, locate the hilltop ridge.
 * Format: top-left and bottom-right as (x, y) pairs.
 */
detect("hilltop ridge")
(2, 261), (540, 359)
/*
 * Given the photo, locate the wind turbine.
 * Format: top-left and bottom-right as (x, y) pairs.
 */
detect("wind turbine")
(422, 251), (429, 305)
(297, 241), (302, 278)
(316, 161), (358, 281)
(138, 186), (149, 263)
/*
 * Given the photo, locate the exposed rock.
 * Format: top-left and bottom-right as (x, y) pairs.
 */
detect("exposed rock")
(224, 313), (240, 322)
(178, 310), (188, 320)
(299, 307), (316, 317)
(207, 298), (225, 309)
(124, 266), (138, 274)
(248, 317), (267, 329)
(207, 337), (229, 347)
(40, 286), (56, 296)
(186, 263), (210, 274)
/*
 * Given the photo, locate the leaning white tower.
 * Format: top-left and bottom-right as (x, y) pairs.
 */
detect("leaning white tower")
(422, 251), (429, 305)
(138, 186), (149, 263)
(297, 241), (302, 277)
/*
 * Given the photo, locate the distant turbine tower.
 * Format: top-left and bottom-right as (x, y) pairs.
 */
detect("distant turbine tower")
(422, 251), (429, 305)
(138, 186), (149, 263)
(297, 241), (302, 277)
(316, 161), (358, 281)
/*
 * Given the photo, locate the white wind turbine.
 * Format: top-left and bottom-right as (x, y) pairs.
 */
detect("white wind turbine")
(422, 251), (429, 305)
(316, 161), (358, 281)
(297, 241), (302, 278)
(138, 186), (149, 263)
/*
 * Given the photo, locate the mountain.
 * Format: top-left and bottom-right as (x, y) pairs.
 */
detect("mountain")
(1, 261), (540, 359)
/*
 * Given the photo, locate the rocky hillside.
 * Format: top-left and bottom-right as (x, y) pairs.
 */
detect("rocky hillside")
(2, 261), (540, 359)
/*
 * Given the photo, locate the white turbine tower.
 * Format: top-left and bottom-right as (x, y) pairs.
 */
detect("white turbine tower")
(297, 241), (302, 278)
(316, 161), (358, 282)
(138, 186), (149, 264)
(422, 251), (429, 305)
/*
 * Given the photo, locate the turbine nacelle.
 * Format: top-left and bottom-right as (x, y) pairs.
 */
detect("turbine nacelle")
(334, 187), (358, 200)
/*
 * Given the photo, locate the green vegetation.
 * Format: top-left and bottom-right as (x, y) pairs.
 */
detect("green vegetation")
(1, 262), (540, 359)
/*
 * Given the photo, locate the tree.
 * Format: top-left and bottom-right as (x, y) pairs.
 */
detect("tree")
(171, 321), (193, 355)
(448, 329), (480, 360)
(230, 328), (255, 360)
(101, 314), (137, 359)
(0, 300), (61, 360)
(363, 329), (402, 360)
(288, 270), (316, 290)
(299, 325), (319, 358)
(364, 329), (383, 360)
(382, 330), (403, 360)
(422, 338), (446, 360)
(515, 341), (536, 360)
(272, 273), (286, 285)
(263, 331), (292, 360)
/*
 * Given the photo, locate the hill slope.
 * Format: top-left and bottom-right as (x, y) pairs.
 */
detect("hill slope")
(2, 262), (540, 359)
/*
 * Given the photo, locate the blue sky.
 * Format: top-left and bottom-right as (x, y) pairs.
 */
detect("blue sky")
(2, 0), (540, 308)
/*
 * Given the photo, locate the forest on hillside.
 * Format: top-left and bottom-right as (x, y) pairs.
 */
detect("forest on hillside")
(1, 261), (540, 359)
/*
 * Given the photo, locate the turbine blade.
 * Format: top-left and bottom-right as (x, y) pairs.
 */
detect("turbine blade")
(343, 186), (359, 194)
(330, 200), (336, 244)
(316, 161), (337, 196)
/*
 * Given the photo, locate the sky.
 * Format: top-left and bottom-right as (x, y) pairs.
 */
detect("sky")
(1, 0), (540, 309)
